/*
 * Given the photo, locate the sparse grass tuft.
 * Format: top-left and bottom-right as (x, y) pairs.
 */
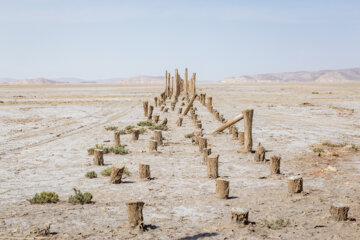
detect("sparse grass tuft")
(118, 129), (126, 135)
(101, 167), (112, 176)
(185, 133), (194, 138)
(313, 147), (324, 153)
(85, 171), (97, 179)
(28, 192), (59, 204)
(137, 121), (154, 127)
(322, 141), (347, 148)
(104, 126), (118, 131)
(264, 218), (290, 230)
(68, 188), (92, 205)
(0, 100), (4, 103)
(312, 91), (319, 94)
(123, 167), (131, 176)
(139, 127), (147, 134)
(150, 136), (165, 140)
(149, 124), (168, 131)
(87, 144), (128, 155)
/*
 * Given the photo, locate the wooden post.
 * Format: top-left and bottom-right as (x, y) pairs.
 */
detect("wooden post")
(254, 143), (265, 162)
(192, 129), (202, 144)
(184, 68), (188, 93)
(243, 109), (254, 152)
(178, 107), (182, 115)
(207, 153), (219, 178)
(206, 97), (212, 110)
(330, 204), (349, 221)
(232, 126), (238, 140)
(110, 166), (124, 184)
(114, 131), (121, 147)
(212, 113), (244, 134)
(288, 176), (303, 194)
(149, 140), (157, 152)
(164, 107), (169, 112)
(161, 118), (167, 125)
(139, 164), (151, 180)
(216, 179), (229, 199)
(153, 114), (160, 123)
(93, 149), (104, 165)
(154, 130), (163, 145)
(143, 101), (148, 117)
(171, 76), (174, 98)
(239, 132), (244, 145)
(154, 97), (158, 107)
(165, 70), (168, 98)
(147, 105), (154, 120)
(132, 129), (140, 141)
(196, 121), (202, 129)
(176, 117), (183, 126)
(183, 94), (197, 116)
(231, 208), (249, 226)
(126, 201), (145, 230)
(191, 73), (196, 95)
(203, 148), (211, 164)
(270, 155), (281, 174)
(167, 73), (171, 98)
(198, 137), (207, 152)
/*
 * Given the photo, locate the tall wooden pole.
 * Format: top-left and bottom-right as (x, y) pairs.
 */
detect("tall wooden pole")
(184, 68), (188, 94)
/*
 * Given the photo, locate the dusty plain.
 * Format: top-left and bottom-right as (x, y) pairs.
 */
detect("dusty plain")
(0, 83), (359, 239)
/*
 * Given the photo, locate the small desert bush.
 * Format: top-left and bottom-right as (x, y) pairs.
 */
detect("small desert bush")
(139, 127), (147, 134)
(185, 133), (194, 138)
(125, 125), (136, 133)
(88, 144), (128, 155)
(28, 192), (59, 204)
(68, 188), (93, 205)
(150, 136), (165, 140)
(119, 129), (126, 135)
(104, 126), (118, 131)
(137, 121), (154, 127)
(85, 171), (97, 179)
(322, 141), (347, 148)
(264, 218), (290, 230)
(0, 100), (4, 103)
(149, 124), (168, 131)
(123, 167), (131, 176)
(313, 147), (324, 153)
(312, 91), (319, 94)
(101, 167), (112, 176)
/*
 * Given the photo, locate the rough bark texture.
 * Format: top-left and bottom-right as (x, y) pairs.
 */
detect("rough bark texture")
(231, 208), (249, 226)
(207, 153), (219, 178)
(239, 132), (245, 145)
(243, 109), (254, 152)
(132, 129), (140, 141)
(254, 143), (266, 162)
(288, 176), (303, 193)
(114, 131), (121, 147)
(149, 140), (157, 152)
(203, 148), (211, 164)
(93, 149), (104, 166)
(216, 179), (229, 199)
(147, 105), (154, 120)
(198, 137), (207, 152)
(153, 114), (160, 123)
(154, 130), (163, 145)
(126, 201), (145, 230)
(143, 101), (148, 117)
(110, 166), (124, 184)
(330, 204), (349, 221)
(270, 155), (281, 174)
(176, 117), (183, 127)
(139, 164), (151, 180)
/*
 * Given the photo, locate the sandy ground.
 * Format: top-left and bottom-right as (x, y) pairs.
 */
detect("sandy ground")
(0, 83), (359, 239)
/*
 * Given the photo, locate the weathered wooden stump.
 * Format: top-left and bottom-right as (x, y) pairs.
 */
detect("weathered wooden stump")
(143, 101), (148, 117)
(147, 105), (154, 120)
(149, 140), (157, 152)
(330, 204), (349, 221)
(239, 132), (244, 145)
(203, 148), (211, 164)
(160, 105), (164, 111)
(243, 109), (254, 152)
(161, 118), (168, 125)
(126, 201), (145, 230)
(206, 97), (212, 110)
(270, 155), (281, 174)
(154, 97), (158, 107)
(110, 166), (125, 184)
(196, 121), (202, 129)
(153, 114), (160, 123)
(164, 107), (169, 112)
(114, 131), (121, 146)
(231, 208), (249, 226)
(192, 129), (202, 144)
(198, 137), (207, 152)
(207, 153), (219, 178)
(176, 117), (183, 126)
(132, 129), (140, 141)
(93, 149), (104, 165)
(288, 176), (303, 194)
(139, 164), (151, 180)
(171, 102), (175, 111)
(178, 108), (183, 115)
(232, 126), (238, 140)
(216, 179), (229, 199)
(154, 130), (163, 145)
(254, 143), (266, 162)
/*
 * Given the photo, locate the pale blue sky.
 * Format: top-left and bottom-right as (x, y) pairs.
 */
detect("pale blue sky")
(0, 0), (359, 81)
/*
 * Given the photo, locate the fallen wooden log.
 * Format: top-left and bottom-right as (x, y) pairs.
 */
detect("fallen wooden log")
(212, 113), (244, 134)
(182, 94), (197, 116)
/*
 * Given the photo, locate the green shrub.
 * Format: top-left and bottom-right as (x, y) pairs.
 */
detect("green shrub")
(104, 126), (118, 131)
(28, 192), (59, 204)
(137, 121), (154, 127)
(185, 133), (194, 138)
(322, 141), (347, 148)
(68, 188), (92, 205)
(139, 127), (147, 134)
(87, 144), (128, 155)
(313, 147), (324, 153)
(101, 167), (112, 176)
(264, 218), (290, 230)
(119, 129), (126, 135)
(85, 171), (97, 179)
(149, 124), (168, 131)
(123, 167), (131, 176)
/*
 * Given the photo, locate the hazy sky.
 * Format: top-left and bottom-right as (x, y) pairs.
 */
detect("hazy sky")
(0, 0), (359, 81)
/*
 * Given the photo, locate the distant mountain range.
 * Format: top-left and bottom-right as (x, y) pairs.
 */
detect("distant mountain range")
(222, 68), (360, 83)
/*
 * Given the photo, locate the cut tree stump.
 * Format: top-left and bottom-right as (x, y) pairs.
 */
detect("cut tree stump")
(216, 179), (229, 199)
(160, 106), (164, 111)
(203, 148), (211, 164)
(206, 97), (212, 110)
(243, 109), (254, 152)
(154, 97), (158, 107)
(330, 204), (349, 221)
(147, 105), (154, 120)
(153, 114), (160, 123)
(231, 208), (249, 226)
(139, 164), (151, 180)
(196, 122), (202, 129)
(164, 107), (169, 112)
(270, 155), (281, 174)
(178, 108), (182, 115)
(232, 126), (238, 140)
(161, 118), (168, 125)
(288, 176), (303, 194)
(132, 129), (140, 141)
(126, 201), (145, 230)
(143, 101), (148, 117)
(110, 166), (125, 184)
(93, 149), (104, 166)
(192, 129), (202, 144)
(114, 131), (121, 147)
(176, 117), (183, 126)
(149, 140), (157, 152)
(207, 153), (219, 178)
(154, 130), (163, 145)
(254, 143), (266, 162)
(198, 137), (207, 152)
